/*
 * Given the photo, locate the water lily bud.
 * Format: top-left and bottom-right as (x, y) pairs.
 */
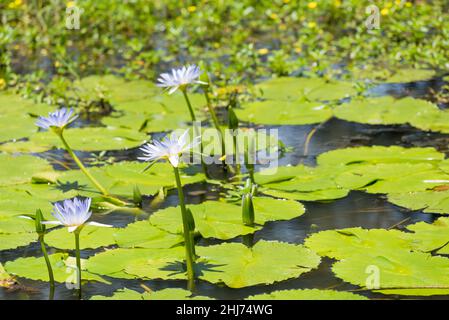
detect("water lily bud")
(242, 194), (255, 226)
(133, 185), (142, 207)
(186, 208), (196, 232)
(228, 106), (239, 130)
(35, 209), (46, 235)
(198, 61), (211, 86)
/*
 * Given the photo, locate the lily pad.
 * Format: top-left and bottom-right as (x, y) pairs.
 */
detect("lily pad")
(385, 69), (436, 83)
(260, 187), (350, 202)
(404, 217), (449, 254)
(388, 190), (449, 215)
(86, 247), (185, 280)
(0, 154), (54, 186)
(58, 162), (205, 198)
(0, 232), (37, 251)
(113, 220), (184, 249)
(90, 288), (213, 300)
(304, 227), (411, 260)
(149, 198), (305, 240)
(246, 289), (368, 300)
(236, 100), (332, 125)
(0, 263), (14, 288)
(317, 146), (444, 167)
(333, 251), (449, 296)
(45, 225), (117, 250)
(28, 127), (148, 151)
(5, 253), (107, 283)
(254, 77), (356, 101)
(334, 96), (439, 126)
(196, 241), (321, 288)
(335, 163), (449, 193)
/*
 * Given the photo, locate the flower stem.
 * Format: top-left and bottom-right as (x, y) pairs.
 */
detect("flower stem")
(74, 230), (82, 299)
(39, 235), (55, 300)
(173, 166), (196, 289)
(204, 91), (226, 163)
(181, 89), (196, 122)
(57, 131), (109, 196)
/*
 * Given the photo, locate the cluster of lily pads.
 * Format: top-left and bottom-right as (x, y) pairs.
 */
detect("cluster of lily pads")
(1, 59), (449, 300)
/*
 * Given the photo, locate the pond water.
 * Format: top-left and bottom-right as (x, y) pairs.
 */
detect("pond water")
(1, 77), (448, 300)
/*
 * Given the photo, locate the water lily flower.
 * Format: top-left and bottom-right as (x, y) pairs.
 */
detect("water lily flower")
(139, 129), (201, 168)
(35, 108), (78, 131)
(157, 64), (206, 94)
(43, 197), (111, 233)
(139, 129), (200, 289)
(35, 108), (114, 200)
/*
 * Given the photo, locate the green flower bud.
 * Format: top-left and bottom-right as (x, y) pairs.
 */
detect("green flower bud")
(228, 106), (239, 130)
(133, 185), (142, 207)
(35, 209), (46, 235)
(242, 194), (255, 226)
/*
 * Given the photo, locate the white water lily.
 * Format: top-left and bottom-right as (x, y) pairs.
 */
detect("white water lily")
(157, 65), (207, 94)
(42, 197), (111, 233)
(138, 129), (201, 167)
(36, 108), (78, 130)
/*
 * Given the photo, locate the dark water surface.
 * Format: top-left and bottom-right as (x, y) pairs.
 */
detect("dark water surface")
(1, 78), (449, 300)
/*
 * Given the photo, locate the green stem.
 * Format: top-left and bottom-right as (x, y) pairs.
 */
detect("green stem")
(204, 91), (227, 164)
(181, 89), (196, 122)
(58, 131), (109, 196)
(74, 231), (82, 299)
(173, 166), (195, 290)
(39, 236), (55, 300)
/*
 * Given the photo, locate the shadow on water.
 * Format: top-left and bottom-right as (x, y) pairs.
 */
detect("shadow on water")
(2, 78), (449, 299)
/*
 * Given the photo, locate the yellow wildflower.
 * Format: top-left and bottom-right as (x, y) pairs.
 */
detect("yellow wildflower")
(386, 2), (393, 8)
(307, 2), (317, 9)
(283, 0), (290, 3)
(308, 21), (316, 28)
(66, 1), (76, 8)
(279, 23), (287, 31)
(405, 2), (412, 7)
(270, 13), (279, 20)
(294, 47), (302, 54)
(334, 0), (341, 7)
(381, 8), (389, 16)
(0, 79), (6, 90)
(187, 6), (197, 13)
(8, 0), (22, 9)
(257, 48), (269, 55)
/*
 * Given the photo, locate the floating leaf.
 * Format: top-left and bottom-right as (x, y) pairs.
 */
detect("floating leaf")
(149, 198), (305, 240)
(236, 100), (332, 125)
(404, 217), (449, 254)
(388, 190), (449, 215)
(196, 241), (321, 288)
(384, 69), (436, 83)
(304, 228), (411, 260)
(86, 247), (184, 280)
(5, 253), (107, 283)
(317, 146), (444, 167)
(113, 220), (183, 249)
(246, 289), (368, 300)
(0, 154), (54, 186)
(45, 225), (117, 250)
(0, 232), (37, 251)
(28, 127), (148, 151)
(332, 251), (449, 296)
(254, 77), (356, 101)
(90, 288), (213, 300)
(335, 163), (449, 193)
(57, 162), (205, 198)
(334, 97), (438, 126)
(261, 187), (349, 202)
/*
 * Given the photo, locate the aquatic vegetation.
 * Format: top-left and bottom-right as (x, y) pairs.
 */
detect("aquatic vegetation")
(41, 197), (111, 297)
(2, 0), (449, 301)
(139, 129), (200, 289)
